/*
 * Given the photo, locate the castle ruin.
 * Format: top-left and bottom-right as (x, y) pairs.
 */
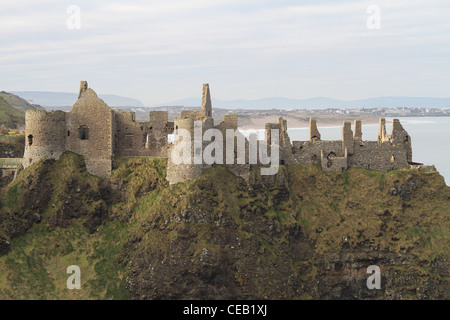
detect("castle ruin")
(22, 81), (414, 183)
(23, 82), (173, 177)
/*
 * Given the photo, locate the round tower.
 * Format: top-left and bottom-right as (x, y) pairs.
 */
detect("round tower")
(22, 110), (67, 168)
(167, 117), (213, 184)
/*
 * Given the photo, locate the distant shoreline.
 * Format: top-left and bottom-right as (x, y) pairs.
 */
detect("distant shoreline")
(237, 115), (379, 130)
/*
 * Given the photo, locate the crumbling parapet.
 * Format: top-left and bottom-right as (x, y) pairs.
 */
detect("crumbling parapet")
(78, 81), (88, 98)
(23, 81), (420, 183)
(354, 120), (362, 140)
(390, 119), (412, 162)
(147, 111), (171, 151)
(309, 118), (321, 141)
(149, 111), (168, 122)
(378, 118), (389, 143)
(223, 114), (238, 130)
(342, 121), (354, 155)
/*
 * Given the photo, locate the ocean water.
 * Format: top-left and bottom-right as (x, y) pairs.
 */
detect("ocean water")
(240, 117), (450, 186)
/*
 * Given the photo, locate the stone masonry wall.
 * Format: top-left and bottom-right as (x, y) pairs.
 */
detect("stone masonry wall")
(21, 82), (415, 183)
(348, 141), (409, 172)
(66, 88), (114, 178)
(147, 111), (172, 151)
(292, 140), (343, 165)
(167, 117), (204, 184)
(114, 111), (147, 157)
(22, 110), (66, 168)
(321, 149), (348, 172)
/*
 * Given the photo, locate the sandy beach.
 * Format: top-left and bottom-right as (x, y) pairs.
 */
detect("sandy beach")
(237, 114), (380, 130)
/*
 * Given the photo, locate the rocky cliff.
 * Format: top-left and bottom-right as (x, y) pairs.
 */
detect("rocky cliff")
(0, 152), (448, 299)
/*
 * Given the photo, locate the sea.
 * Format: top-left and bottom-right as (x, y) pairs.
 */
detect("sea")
(239, 116), (450, 186)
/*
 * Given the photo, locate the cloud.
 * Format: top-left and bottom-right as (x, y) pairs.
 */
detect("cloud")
(1, 0), (449, 104)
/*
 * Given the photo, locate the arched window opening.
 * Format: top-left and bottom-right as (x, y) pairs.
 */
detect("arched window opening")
(28, 134), (33, 146)
(79, 125), (89, 140)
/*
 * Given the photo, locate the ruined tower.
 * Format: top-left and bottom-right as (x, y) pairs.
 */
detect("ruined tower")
(22, 80), (419, 184)
(390, 119), (412, 162)
(22, 110), (67, 168)
(201, 83), (212, 118)
(166, 84), (215, 184)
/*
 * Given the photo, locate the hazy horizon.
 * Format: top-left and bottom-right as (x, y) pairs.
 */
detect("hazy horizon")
(1, 1), (449, 105)
(8, 90), (450, 109)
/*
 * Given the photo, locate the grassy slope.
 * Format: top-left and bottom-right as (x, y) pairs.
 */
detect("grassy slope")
(0, 132), (25, 158)
(121, 163), (449, 299)
(0, 153), (136, 299)
(0, 92), (37, 112)
(0, 96), (25, 129)
(0, 153), (448, 299)
(285, 165), (450, 259)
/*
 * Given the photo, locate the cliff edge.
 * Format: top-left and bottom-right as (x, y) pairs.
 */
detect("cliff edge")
(0, 153), (448, 299)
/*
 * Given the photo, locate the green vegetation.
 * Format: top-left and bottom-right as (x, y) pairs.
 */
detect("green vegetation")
(0, 96), (24, 129)
(0, 92), (38, 112)
(0, 131), (25, 158)
(0, 153), (448, 299)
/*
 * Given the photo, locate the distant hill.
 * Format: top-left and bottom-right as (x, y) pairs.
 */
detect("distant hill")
(0, 91), (44, 112)
(156, 96), (450, 109)
(11, 91), (144, 109)
(0, 96), (25, 129)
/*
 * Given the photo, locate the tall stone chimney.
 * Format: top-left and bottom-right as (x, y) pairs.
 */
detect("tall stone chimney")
(378, 118), (388, 143)
(309, 118), (321, 141)
(342, 121), (354, 155)
(201, 83), (212, 118)
(354, 120), (362, 140)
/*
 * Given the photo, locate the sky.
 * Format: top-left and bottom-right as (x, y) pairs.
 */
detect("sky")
(0, 0), (449, 105)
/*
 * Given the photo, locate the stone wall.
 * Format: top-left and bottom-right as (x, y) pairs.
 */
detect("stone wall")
(180, 110), (204, 120)
(22, 110), (66, 168)
(292, 140), (343, 165)
(21, 81), (416, 184)
(348, 141), (409, 172)
(342, 121), (354, 155)
(115, 110), (172, 157)
(23, 82), (175, 178)
(167, 117), (208, 184)
(321, 149), (348, 172)
(201, 83), (212, 117)
(66, 88), (114, 177)
(114, 110), (147, 157)
(147, 111), (172, 151)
